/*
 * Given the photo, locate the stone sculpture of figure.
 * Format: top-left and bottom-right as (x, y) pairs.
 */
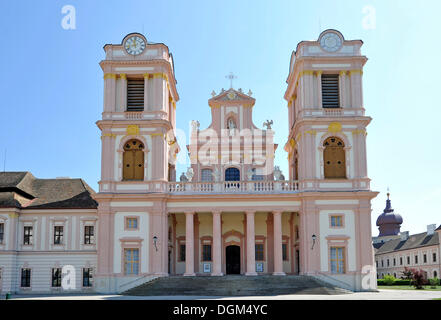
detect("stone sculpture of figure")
(179, 172), (188, 182)
(227, 118), (237, 136)
(186, 167), (194, 182)
(212, 167), (221, 182)
(191, 120), (200, 132)
(246, 168), (254, 181)
(274, 166), (282, 180)
(263, 120), (273, 130)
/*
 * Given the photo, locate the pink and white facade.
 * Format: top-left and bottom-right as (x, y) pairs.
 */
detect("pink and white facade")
(93, 30), (377, 293)
(0, 30), (379, 294)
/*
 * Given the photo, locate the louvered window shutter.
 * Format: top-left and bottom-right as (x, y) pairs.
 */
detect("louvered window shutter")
(127, 79), (145, 111)
(321, 74), (340, 108)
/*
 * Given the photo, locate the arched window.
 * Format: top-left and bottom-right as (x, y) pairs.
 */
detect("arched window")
(225, 167), (240, 181)
(434, 270), (438, 278)
(201, 169), (213, 182)
(323, 137), (346, 179)
(123, 139), (144, 180)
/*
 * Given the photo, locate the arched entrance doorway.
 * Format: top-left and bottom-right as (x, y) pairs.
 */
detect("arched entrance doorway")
(226, 245), (240, 274)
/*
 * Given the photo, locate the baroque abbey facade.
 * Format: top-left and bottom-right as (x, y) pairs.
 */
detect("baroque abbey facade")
(0, 30), (377, 294)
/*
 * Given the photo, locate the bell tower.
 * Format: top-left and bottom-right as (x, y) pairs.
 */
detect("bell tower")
(284, 29), (371, 191)
(96, 33), (180, 193)
(94, 33), (179, 292)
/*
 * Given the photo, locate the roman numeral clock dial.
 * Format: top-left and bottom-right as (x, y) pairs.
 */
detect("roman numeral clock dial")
(124, 36), (146, 55)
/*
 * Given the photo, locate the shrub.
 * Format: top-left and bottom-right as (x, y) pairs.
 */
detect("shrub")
(383, 274), (396, 286)
(429, 277), (440, 288)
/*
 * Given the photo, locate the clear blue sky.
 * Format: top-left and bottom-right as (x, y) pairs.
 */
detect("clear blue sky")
(1, 0), (440, 236)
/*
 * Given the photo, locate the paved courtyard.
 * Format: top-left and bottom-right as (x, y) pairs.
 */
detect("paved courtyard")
(4, 289), (441, 300)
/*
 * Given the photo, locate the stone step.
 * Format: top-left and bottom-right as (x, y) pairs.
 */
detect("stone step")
(124, 275), (350, 296)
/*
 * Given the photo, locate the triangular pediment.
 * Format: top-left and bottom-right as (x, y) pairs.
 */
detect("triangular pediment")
(208, 88), (255, 107)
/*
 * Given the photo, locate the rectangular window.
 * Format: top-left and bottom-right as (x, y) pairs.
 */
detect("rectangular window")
(400, 257), (403, 265)
(393, 258), (396, 266)
(84, 226), (94, 245)
(54, 226), (63, 245)
(330, 247), (345, 274)
(381, 260), (384, 267)
(202, 244), (212, 261)
(255, 244), (264, 261)
(82, 268), (93, 287)
(201, 169), (213, 182)
(124, 249), (139, 275)
(434, 253), (437, 263)
(23, 226), (33, 245)
(282, 244), (288, 261)
(415, 255), (418, 264)
(126, 218), (138, 230)
(407, 256), (410, 265)
(179, 244), (186, 262)
(423, 254), (427, 263)
(330, 216), (343, 227)
(0, 223), (4, 243)
(387, 259), (390, 267)
(321, 74), (340, 108)
(51, 268), (62, 287)
(21, 268), (31, 288)
(127, 79), (144, 111)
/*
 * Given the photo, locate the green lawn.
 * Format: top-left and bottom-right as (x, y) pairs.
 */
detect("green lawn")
(378, 285), (441, 291)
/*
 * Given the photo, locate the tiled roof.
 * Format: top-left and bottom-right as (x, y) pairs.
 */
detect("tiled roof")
(375, 231), (439, 255)
(0, 172), (97, 209)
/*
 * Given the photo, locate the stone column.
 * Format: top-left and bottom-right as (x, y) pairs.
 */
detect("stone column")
(245, 211), (257, 275)
(120, 73), (127, 111)
(184, 211), (195, 276)
(211, 211), (223, 276)
(143, 73), (149, 111)
(339, 71), (346, 108)
(316, 71), (322, 108)
(273, 210), (286, 275)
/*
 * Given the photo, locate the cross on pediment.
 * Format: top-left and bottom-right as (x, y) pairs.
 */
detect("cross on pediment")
(225, 72), (237, 88)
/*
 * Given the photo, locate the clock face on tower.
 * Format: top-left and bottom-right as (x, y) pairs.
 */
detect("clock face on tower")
(124, 36), (146, 55)
(319, 31), (343, 52)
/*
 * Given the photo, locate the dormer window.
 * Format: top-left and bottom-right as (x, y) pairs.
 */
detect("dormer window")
(127, 78), (144, 111)
(322, 74), (339, 108)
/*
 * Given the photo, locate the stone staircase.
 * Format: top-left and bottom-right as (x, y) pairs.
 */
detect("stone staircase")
(123, 275), (351, 296)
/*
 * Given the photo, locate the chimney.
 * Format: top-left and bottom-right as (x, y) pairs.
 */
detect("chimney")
(400, 231), (409, 241)
(427, 224), (436, 236)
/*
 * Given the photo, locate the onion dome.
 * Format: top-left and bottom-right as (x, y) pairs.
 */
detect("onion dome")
(376, 192), (403, 237)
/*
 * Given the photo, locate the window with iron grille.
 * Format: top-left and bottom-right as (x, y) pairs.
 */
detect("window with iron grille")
(82, 268), (93, 287)
(84, 226), (94, 245)
(124, 249), (139, 275)
(255, 244), (264, 261)
(201, 169), (213, 182)
(127, 79), (145, 111)
(321, 74), (340, 108)
(54, 226), (63, 245)
(202, 244), (212, 261)
(23, 226), (33, 245)
(51, 268), (62, 287)
(21, 268), (31, 287)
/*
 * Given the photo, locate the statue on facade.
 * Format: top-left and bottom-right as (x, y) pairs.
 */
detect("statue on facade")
(212, 167), (222, 182)
(179, 172), (188, 182)
(263, 120), (273, 130)
(191, 120), (200, 132)
(274, 166), (284, 181)
(186, 167), (194, 182)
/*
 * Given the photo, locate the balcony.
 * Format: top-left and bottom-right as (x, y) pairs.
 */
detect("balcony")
(168, 180), (299, 194)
